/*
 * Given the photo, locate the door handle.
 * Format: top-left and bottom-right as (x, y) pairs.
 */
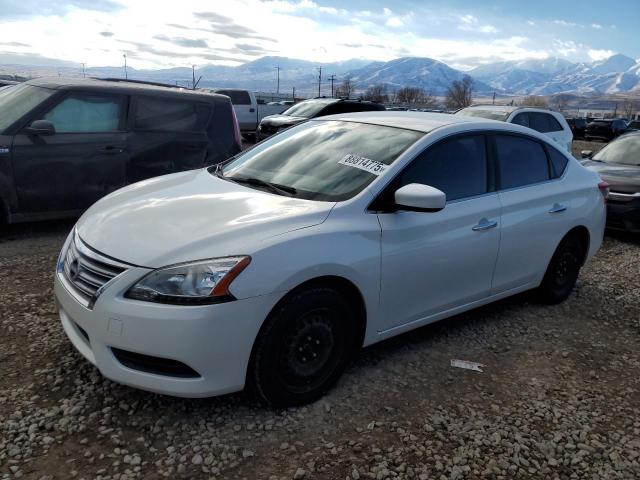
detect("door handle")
(99, 145), (124, 154)
(472, 219), (498, 231)
(548, 203), (567, 214)
(249, 108), (255, 112)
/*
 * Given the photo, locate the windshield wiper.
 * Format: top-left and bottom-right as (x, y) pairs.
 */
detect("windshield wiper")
(226, 176), (297, 196)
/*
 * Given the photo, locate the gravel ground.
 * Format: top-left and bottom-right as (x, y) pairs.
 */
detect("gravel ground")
(2, 140), (639, 480)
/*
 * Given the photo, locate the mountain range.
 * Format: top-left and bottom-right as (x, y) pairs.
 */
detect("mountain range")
(1, 54), (640, 97)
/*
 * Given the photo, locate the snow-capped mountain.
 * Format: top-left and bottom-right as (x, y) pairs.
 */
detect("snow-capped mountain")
(344, 57), (493, 94)
(472, 54), (640, 95)
(2, 53), (640, 96)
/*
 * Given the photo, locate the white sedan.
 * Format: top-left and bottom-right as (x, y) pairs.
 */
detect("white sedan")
(54, 112), (607, 407)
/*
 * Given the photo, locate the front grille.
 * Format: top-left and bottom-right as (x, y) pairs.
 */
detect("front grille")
(62, 236), (128, 306)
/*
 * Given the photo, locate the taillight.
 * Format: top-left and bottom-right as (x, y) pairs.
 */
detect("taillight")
(598, 181), (609, 203)
(230, 105), (242, 147)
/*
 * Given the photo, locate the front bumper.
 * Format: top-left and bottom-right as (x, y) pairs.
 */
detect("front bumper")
(54, 266), (283, 398)
(606, 197), (640, 233)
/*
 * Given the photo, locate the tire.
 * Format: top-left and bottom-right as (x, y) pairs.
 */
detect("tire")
(536, 234), (584, 304)
(249, 287), (354, 408)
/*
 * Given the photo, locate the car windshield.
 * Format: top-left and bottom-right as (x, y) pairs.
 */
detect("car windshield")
(281, 100), (337, 118)
(0, 84), (56, 133)
(215, 120), (423, 201)
(455, 108), (510, 121)
(592, 135), (640, 166)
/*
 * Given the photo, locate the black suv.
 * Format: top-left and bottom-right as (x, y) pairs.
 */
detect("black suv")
(257, 98), (385, 140)
(566, 117), (587, 139)
(585, 118), (630, 141)
(0, 78), (241, 224)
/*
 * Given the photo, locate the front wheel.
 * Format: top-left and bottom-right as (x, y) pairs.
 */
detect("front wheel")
(536, 234), (584, 304)
(249, 287), (354, 408)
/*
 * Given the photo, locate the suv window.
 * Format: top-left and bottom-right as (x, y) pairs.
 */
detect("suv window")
(511, 113), (529, 127)
(44, 93), (123, 133)
(529, 112), (563, 133)
(0, 84), (56, 133)
(395, 135), (488, 201)
(216, 90), (251, 105)
(495, 134), (549, 189)
(134, 96), (211, 132)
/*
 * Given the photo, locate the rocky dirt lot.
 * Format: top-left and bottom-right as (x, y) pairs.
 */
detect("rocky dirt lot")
(1, 140), (639, 480)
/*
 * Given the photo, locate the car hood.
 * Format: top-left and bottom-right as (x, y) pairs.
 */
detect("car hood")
(260, 114), (307, 127)
(581, 160), (640, 193)
(76, 169), (335, 268)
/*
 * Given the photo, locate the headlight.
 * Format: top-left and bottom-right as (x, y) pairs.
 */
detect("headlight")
(125, 256), (251, 305)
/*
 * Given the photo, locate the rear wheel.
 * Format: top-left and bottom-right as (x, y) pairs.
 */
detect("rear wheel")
(249, 287), (354, 407)
(536, 234), (584, 304)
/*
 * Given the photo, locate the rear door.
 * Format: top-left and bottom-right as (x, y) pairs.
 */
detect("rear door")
(126, 95), (212, 183)
(215, 90), (254, 131)
(11, 91), (128, 214)
(491, 133), (570, 293)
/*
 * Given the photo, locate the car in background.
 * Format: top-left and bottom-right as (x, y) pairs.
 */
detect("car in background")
(257, 98), (386, 140)
(207, 88), (287, 141)
(455, 105), (573, 152)
(55, 112), (605, 407)
(581, 131), (640, 232)
(0, 77), (241, 224)
(585, 118), (630, 142)
(566, 117), (587, 139)
(627, 120), (640, 130)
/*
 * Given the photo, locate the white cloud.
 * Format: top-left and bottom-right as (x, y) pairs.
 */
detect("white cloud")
(527, 20), (535, 26)
(383, 7), (392, 16)
(588, 49), (615, 61)
(553, 19), (577, 27)
(591, 23), (602, 29)
(457, 14), (498, 34)
(385, 17), (403, 28)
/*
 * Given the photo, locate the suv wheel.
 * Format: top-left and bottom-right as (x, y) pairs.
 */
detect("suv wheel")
(537, 234), (583, 304)
(249, 287), (354, 407)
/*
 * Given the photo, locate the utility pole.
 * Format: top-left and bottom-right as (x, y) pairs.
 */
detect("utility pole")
(329, 74), (336, 98)
(317, 66), (322, 97)
(492, 91), (496, 105)
(275, 66), (281, 94)
(292, 86), (295, 101)
(192, 65), (196, 90)
(123, 54), (128, 80)
(81, 63), (86, 78)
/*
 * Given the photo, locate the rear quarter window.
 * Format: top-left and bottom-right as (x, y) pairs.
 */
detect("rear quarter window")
(134, 96), (211, 132)
(546, 145), (569, 178)
(529, 112), (563, 133)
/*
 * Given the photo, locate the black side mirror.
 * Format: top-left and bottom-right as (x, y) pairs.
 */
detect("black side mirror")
(25, 120), (55, 136)
(581, 150), (593, 159)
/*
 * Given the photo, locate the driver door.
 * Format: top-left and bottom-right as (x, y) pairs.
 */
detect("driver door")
(376, 134), (501, 332)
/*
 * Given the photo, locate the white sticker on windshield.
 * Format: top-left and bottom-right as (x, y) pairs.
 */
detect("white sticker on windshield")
(338, 154), (387, 176)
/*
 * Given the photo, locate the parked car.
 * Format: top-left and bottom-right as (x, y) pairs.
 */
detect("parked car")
(54, 112), (605, 407)
(207, 88), (287, 141)
(627, 120), (640, 130)
(566, 117), (587, 139)
(257, 98), (386, 140)
(0, 78), (241, 225)
(585, 118), (630, 141)
(455, 105), (573, 152)
(581, 131), (640, 232)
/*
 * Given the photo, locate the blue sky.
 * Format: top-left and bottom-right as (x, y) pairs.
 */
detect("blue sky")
(0, 0), (637, 69)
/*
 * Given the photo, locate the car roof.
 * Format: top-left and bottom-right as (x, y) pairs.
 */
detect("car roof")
(462, 104), (559, 114)
(313, 111), (504, 133)
(24, 77), (227, 101)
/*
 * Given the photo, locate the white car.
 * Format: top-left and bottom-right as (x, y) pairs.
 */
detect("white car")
(54, 112), (606, 407)
(456, 105), (573, 152)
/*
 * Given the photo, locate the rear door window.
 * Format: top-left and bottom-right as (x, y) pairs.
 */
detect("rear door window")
(495, 134), (550, 189)
(396, 134), (488, 201)
(134, 96), (211, 132)
(43, 93), (124, 133)
(528, 112), (563, 133)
